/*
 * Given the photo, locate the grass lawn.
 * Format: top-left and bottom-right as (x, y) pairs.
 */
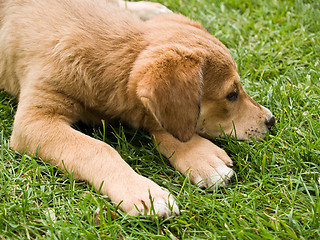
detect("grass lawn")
(1, 0), (320, 239)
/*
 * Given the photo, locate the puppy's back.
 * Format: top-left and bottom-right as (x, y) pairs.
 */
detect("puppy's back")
(0, 0), (143, 96)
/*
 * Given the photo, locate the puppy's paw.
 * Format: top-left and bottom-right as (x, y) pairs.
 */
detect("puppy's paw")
(119, 176), (179, 218)
(127, 1), (172, 20)
(192, 160), (234, 189)
(154, 133), (234, 191)
(145, 2), (172, 16)
(128, 192), (179, 218)
(168, 137), (234, 190)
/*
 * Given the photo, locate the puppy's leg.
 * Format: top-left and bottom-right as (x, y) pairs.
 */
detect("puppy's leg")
(153, 131), (234, 189)
(11, 92), (178, 217)
(119, 0), (172, 20)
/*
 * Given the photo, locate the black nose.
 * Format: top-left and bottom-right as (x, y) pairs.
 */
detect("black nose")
(265, 116), (275, 129)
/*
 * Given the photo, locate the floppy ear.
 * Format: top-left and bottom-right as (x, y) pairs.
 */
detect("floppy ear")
(132, 46), (204, 142)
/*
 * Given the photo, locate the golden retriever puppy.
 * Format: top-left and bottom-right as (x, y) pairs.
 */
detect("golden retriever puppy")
(0, 0), (275, 217)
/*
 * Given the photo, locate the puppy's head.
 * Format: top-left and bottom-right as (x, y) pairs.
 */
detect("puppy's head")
(131, 15), (274, 142)
(197, 56), (275, 140)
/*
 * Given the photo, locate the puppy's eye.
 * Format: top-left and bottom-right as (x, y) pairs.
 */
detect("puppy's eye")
(226, 91), (238, 101)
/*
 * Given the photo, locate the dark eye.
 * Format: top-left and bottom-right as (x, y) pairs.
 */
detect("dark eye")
(226, 91), (238, 101)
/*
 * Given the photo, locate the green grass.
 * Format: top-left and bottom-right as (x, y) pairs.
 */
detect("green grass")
(1, 0), (319, 239)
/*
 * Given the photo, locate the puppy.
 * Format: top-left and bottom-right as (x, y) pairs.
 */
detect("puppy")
(0, 0), (274, 217)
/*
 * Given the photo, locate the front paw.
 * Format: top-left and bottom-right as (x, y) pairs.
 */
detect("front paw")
(116, 176), (179, 218)
(167, 137), (234, 190)
(191, 158), (234, 189)
(191, 144), (234, 189)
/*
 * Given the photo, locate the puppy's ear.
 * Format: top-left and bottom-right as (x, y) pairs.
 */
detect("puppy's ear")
(132, 46), (204, 142)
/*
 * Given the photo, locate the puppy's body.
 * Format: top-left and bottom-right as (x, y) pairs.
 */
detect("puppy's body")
(0, 0), (214, 134)
(1, 0), (142, 118)
(0, 0), (274, 217)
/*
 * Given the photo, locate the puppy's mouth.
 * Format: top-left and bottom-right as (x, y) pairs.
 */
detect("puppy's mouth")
(196, 125), (272, 142)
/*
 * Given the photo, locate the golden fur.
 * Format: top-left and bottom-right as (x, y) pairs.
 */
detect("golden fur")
(0, 0), (274, 217)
